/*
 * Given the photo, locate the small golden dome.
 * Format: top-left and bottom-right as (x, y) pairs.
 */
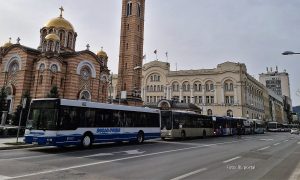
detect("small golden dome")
(2, 38), (13, 48)
(97, 47), (108, 59)
(45, 33), (60, 41)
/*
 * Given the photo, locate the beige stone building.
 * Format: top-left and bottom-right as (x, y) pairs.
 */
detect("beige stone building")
(141, 60), (268, 119)
(0, 8), (109, 113)
(110, 60), (271, 120)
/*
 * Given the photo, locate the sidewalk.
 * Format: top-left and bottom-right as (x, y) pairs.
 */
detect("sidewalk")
(0, 137), (35, 150)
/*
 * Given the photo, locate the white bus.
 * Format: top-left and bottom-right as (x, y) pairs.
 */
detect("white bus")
(160, 110), (214, 140)
(251, 119), (266, 134)
(24, 98), (161, 148)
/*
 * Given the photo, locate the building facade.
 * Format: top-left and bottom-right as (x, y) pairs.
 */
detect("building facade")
(259, 67), (292, 123)
(110, 61), (270, 120)
(0, 8), (109, 113)
(116, 0), (145, 103)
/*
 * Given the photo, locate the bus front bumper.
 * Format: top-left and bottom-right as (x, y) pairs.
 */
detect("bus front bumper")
(24, 135), (81, 146)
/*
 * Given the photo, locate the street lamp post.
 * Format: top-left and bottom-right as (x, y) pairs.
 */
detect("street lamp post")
(109, 72), (113, 104)
(282, 51), (300, 55)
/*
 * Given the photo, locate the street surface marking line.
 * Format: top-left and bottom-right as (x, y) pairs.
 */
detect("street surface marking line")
(284, 140), (289, 142)
(170, 168), (207, 180)
(259, 139), (273, 141)
(0, 175), (11, 180)
(257, 146), (271, 151)
(297, 142), (300, 145)
(273, 143), (281, 146)
(223, 156), (241, 163)
(5, 145), (207, 179)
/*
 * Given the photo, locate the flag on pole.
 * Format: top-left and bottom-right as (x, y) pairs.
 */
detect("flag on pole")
(154, 49), (158, 60)
(165, 51), (168, 62)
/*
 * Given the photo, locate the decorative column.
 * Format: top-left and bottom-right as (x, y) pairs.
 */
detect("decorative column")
(179, 86), (183, 102)
(234, 86), (237, 104)
(214, 85), (217, 104)
(164, 87), (167, 99)
(221, 86), (224, 104)
(166, 86), (170, 100)
(190, 88), (194, 104)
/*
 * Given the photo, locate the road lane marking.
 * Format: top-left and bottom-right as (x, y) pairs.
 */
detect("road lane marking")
(284, 140), (289, 142)
(259, 139), (273, 141)
(297, 142), (300, 145)
(273, 143), (281, 146)
(5, 145), (210, 179)
(223, 156), (241, 163)
(170, 168), (207, 180)
(257, 146), (270, 151)
(80, 153), (114, 158)
(0, 175), (11, 180)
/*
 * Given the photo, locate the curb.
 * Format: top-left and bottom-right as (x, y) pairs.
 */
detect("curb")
(0, 144), (38, 150)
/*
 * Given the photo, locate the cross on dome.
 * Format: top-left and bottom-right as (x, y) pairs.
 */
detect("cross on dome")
(59, 6), (64, 17)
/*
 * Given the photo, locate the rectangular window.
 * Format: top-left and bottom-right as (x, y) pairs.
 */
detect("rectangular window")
(206, 96), (210, 104)
(211, 96), (214, 104)
(230, 96), (234, 104)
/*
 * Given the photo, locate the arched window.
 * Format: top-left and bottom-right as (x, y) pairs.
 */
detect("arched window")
(67, 32), (72, 48)
(8, 61), (19, 75)
(80, 66), (91, 80)
(79, 90), (91, 101)
(207, 109), (213, 116)
(59, 30), (65, 45)
(137, 3), (141, 17)
(230, 83), (234, 91)
(227, 110), (233, 117)
(127, 1), (132, 16)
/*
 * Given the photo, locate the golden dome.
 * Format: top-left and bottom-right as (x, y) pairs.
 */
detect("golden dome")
(2, 38), (13, 48)
(45, 33), (60, 41)
(97, 47), (108, 59)
(45, 16), (74, 31)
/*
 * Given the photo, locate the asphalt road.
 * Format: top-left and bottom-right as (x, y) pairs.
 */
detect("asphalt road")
(0, 132), (299, 180)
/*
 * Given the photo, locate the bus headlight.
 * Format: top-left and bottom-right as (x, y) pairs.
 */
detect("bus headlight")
(47, 138), (53, 142)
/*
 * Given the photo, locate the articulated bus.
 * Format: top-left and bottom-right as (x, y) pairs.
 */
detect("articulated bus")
(267, 122), (278, 132)
(251, 119), (266, 134)
(24, 99), (161, 147)
(160, 110), (214, 139)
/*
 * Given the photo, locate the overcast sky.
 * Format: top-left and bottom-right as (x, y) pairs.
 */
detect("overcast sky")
(1, 0), (300, 106)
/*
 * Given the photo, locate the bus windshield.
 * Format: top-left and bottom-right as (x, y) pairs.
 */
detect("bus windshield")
(26, 100), (59, 130)
(161, 111), (172, 130)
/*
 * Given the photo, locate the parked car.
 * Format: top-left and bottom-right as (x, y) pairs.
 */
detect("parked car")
(291, 128), (299, 135)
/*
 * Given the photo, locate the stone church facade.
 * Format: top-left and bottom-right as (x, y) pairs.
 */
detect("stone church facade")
(0, 8), (110, 114)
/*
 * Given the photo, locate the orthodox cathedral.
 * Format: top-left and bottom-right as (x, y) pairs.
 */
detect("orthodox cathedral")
(0, 7), (110, 113)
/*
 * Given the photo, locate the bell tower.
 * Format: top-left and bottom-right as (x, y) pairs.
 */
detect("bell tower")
(117, 0), (145, 104)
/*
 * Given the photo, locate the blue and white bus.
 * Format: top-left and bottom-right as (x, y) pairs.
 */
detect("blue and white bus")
(24, 98), (161, 147)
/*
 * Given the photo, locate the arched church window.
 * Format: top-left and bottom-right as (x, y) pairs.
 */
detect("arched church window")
(137, 3), (141, 17)
(42, 29), (47, 40)
(39, 63), (45, 72)
(5, 87), (12, 96)
(50, 64), (58, 73)
(80, 66), (91, 80)
(67, 32), (72, 48)
(79, 90), (91, 101)
(59, 30), (65, 45)
(8, 61), (19, 75)
(127, 1), (132, 16)
(55, 42), (60, 52)
(49, 41), (53, 51)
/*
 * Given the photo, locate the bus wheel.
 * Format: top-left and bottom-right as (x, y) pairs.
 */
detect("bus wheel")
(203, 130), (206, 138)
(136, 131), (144, 144)
(81, 133), (93, 148)
(181, 131), (186, 140)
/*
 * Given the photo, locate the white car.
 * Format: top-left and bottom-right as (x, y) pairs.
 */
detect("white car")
(291, 128), (299, 135)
